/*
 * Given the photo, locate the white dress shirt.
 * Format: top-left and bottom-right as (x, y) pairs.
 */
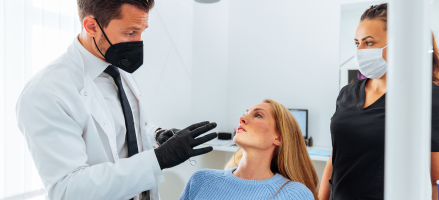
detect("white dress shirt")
(92, 61), (143, 158)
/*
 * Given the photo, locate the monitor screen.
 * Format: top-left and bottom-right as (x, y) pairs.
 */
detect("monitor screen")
(289, 109), (308, 138)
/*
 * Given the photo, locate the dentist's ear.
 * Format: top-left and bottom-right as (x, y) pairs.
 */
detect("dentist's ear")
(83, 16), (99, 37)
(273, 133), (281, 146)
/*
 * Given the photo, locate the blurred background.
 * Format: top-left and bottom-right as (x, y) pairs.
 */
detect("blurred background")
(1, 0), (439, 199)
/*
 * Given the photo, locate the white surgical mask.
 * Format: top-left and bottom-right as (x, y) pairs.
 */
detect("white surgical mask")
(354, 45), (388, 79)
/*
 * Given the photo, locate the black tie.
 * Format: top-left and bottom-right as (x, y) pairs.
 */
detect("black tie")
(104, 65), (150, 200)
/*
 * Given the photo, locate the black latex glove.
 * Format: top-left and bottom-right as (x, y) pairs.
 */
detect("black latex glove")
(154, 121), (217, 170)
(156, 128), (180, 145)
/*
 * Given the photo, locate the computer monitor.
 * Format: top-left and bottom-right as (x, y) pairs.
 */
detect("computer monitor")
(288, 109), (308, 139)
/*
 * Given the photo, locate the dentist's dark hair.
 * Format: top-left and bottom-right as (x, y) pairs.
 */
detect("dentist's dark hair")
(360, 3), (439, 85)
(77, 0), (155, 28)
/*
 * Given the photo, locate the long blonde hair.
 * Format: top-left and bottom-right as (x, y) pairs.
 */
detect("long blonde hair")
(226, 99), (319, 199)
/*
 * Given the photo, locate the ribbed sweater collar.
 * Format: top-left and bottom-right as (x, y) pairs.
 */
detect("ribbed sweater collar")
(224, 168), (285, 186)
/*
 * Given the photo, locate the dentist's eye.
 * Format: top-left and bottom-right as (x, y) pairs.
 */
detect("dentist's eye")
(126, 32), (134, 36)
(355, 43), (359, 47)
(367, 42), (373, 46)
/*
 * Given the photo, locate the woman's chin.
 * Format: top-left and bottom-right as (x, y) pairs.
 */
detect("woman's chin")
(233, 136), (246, 148)
(234, 137), (274, 152)
(234, 137), (255, 150)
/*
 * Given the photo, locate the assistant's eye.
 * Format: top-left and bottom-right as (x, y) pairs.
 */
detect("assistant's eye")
(355, 43), (359, 47)
(367, 42), (373, 46)
(126, 32), (134, 36)
(255, 113), (262, 118)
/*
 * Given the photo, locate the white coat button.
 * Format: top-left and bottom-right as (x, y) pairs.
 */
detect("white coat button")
(84, 92), (87, 96)
(139, 94), (142, 97)
(103, 121), (107, 125)
(144, 122), (147, 126)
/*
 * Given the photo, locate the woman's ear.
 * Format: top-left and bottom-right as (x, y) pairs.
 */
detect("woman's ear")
(83, 16), (99, 37)
(273, 133), (281, 146)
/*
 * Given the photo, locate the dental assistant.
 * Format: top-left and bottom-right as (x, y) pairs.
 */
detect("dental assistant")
(15, 1), (218, 200)
(318, 4), (439, 200)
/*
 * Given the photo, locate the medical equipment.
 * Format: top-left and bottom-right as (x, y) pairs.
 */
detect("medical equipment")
(218, 132), (232, 140)
(288, 109), (308, 139)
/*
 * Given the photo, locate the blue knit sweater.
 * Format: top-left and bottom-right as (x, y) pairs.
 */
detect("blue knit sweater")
(179, 168), (314, 200)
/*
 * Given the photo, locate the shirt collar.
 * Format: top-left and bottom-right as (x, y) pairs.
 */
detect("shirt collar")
(74, 36), (110, 80)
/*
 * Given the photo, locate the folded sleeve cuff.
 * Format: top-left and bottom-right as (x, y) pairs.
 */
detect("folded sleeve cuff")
(147, 149), (165, 184)
(147, 123), (160, 145)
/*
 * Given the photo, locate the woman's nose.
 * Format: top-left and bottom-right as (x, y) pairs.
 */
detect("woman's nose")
(240, 115), (247, 124)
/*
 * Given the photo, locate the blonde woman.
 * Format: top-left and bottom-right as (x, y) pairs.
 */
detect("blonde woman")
(179, 99), (319, 200)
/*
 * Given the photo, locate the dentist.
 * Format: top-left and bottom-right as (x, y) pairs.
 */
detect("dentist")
(15, 0), (218, 200)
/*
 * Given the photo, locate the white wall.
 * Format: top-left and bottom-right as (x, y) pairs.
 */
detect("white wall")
(191, 0), (230, 132)
(226, 0), (341, 148)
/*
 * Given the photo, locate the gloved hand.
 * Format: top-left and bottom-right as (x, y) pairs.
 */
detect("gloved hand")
(154, 121), (218, 170)
(155, 128), (180, 145)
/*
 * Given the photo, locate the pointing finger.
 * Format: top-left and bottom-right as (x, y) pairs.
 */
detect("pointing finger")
(185, 121), (210, 132)
(190, 122), (217, 138)
(192, 132), (218, 147)
(192, 147), (214, 157)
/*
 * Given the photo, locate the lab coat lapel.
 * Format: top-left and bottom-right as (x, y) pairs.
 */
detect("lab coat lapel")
(120, 72), (153, 149)
(80, 75), (119, 161)
(120, 72), (150, 121)
(69, 39), (119, 161)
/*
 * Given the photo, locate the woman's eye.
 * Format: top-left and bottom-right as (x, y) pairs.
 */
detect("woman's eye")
(355, 43), (359, 47)
(367, 42), (373, 46)
(255, 113), (262, 118)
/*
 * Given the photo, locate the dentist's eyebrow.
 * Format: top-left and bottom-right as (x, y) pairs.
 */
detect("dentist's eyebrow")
(125, 26), (147, 31)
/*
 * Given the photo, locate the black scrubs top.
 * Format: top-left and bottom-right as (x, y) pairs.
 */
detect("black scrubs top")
(329, 79), (439, 200)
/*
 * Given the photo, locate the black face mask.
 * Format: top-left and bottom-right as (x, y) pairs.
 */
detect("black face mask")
(93, 19), (144, 73)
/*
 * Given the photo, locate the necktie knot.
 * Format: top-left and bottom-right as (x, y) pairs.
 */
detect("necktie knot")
(104, 65), (120, 78)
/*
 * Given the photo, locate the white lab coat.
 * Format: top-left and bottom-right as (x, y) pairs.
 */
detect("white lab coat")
(16, 39), (165, 200)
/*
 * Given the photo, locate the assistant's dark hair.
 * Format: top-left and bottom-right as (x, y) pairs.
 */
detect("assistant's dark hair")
(77, 0), (154, 28)
(361, 3), (388, 31)
(360, 3), (439, 85)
